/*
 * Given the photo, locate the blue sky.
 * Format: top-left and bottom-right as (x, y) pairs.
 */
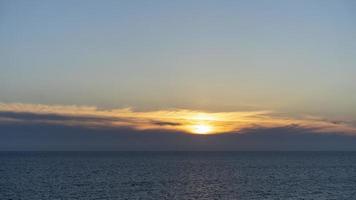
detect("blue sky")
(0, 0), (356, 150)
(1, 0), (355, 114)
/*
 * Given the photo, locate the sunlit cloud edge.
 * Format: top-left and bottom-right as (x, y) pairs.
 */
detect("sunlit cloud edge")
(0, 102), (355, 135)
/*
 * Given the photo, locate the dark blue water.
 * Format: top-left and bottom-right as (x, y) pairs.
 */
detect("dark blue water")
(1, 152), (356, 200)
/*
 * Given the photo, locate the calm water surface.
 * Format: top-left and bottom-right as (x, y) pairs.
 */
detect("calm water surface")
(1, 152), (356, 200)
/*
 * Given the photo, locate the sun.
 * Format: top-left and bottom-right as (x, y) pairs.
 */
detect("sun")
(191, 124), (213, 134)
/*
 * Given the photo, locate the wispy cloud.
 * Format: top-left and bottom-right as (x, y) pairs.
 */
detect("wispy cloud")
(0, 102), (355, 135)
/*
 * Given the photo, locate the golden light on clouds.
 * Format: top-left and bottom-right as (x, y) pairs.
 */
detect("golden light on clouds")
(0, 102), (355, 135)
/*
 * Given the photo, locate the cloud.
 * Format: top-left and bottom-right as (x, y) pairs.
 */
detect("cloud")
(0, 102), (355, 135)
(1, 122), (356, 151)
(1, 102), (356, 150)
(150, 120), (182, 126)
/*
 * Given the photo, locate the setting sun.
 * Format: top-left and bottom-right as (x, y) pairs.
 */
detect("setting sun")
(191, 124), (213, 134)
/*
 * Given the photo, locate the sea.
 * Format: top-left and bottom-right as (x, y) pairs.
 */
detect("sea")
(1, 151), (356, 200)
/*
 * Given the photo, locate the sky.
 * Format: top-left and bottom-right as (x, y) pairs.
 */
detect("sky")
(1, 0), (356, 150)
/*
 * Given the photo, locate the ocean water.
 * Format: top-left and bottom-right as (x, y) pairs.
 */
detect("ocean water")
(1, 152), (356, 200)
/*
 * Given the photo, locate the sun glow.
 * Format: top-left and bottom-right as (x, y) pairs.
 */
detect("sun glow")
(191, 124), (213, 134)
(2, 102), (354, 135)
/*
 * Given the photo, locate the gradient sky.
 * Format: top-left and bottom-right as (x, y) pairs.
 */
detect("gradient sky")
(1, 0), (356, 150)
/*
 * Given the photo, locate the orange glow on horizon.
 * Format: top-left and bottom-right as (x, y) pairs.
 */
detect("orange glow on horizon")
(0, 102), (355, 135)
(190, 124), (214, 134)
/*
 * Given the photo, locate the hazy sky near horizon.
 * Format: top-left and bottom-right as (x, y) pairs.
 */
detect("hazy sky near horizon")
(1, 0), (355, 116)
